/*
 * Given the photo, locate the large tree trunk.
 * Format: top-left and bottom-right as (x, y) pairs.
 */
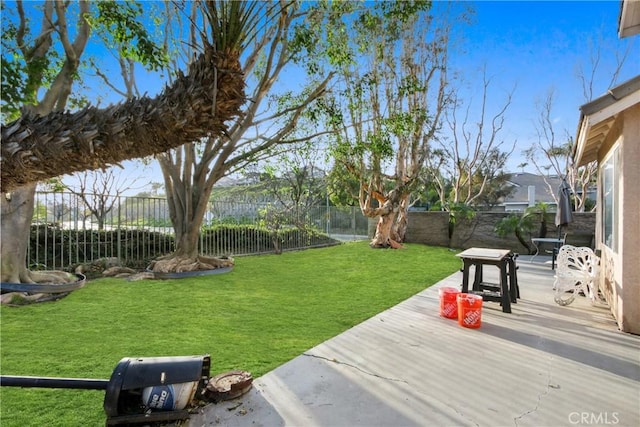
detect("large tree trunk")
(1, 182), (79, 286)
(1, 184), (37, 283)
(147, 182), (236, 272)
(173, 226), (202, 260)
(368, 194), (405, 249)
(1, 48), (244, 192)
(370, 209), (407, 249)
(394, 195), (410, 242)
(363, 186), (407, 249)
(148, 146), (234, 273)
(1, 183), (84, 285)
(370, 212), (399, 248)
(149, 211), (233, 274)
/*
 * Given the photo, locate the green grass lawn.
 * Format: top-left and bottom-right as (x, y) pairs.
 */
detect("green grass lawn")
(0, 242), (460, 426)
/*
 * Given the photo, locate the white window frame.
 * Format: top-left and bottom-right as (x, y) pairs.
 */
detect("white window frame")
(601, 145), (620, 253)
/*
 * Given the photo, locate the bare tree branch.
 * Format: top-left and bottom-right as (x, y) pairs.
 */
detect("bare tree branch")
(433, 66), (514, 208)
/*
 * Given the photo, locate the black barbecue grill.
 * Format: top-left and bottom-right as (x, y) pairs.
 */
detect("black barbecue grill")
(1, 354), (211, 426)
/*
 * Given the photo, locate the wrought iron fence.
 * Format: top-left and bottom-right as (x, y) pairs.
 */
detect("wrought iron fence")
(28, 192), (369, 270)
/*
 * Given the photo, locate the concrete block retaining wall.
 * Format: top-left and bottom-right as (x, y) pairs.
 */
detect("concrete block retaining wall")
(402, 211), (596, 254)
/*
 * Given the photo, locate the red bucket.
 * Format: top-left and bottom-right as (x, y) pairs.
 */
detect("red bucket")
(457, 293), (483, 328)
(438, 287), (460, 319)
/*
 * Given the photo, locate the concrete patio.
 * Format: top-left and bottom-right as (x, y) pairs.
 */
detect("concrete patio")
(189, 255), (640, 427)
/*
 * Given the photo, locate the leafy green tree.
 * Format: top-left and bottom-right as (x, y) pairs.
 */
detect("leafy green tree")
(260, 152), (327, 220)
(523, 202), (551, 239)
(472, 169), (515, 211)
(326, 161), (360, 207)
(151, 1), (337, 272)
(495, 214), (533, 253)
(495, 202), (551, 254)
(325, 1), (457, 248)
(0, 1), (166, 283)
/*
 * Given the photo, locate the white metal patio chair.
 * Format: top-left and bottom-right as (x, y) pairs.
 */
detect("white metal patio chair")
(553, 245), (600, 306)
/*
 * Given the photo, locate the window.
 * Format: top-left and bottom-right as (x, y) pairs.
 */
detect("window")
(601, 146), (619, 253)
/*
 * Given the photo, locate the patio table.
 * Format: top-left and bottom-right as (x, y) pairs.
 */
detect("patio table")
(531, 237), (565, 269)
(456, 248), (518, 313)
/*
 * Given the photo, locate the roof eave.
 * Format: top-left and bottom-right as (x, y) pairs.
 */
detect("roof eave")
(573, 75), (640, 167)
(619, 0), (640, 38)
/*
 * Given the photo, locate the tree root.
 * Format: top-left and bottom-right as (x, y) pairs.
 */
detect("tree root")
(149, 255), (235, 273)
(1, 271), (81, 305)
(28, 270), (78, 283)
(369, 238), (404, 249)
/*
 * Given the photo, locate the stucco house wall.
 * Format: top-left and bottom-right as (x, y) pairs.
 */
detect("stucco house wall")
(596, 104), (640, 334)
(575, 76), (640, 334)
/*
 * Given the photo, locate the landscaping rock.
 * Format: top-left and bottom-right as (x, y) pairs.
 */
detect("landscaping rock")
(127, 272), (157, 281)
(75, 257), (123, 277)
(0, 291), (66, 305)
(1, 292), (21, 305)
(102, 266), (137, 277)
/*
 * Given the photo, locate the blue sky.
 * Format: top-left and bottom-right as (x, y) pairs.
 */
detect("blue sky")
(448, 0), (638, 171)
(9, 1), (636, 191)
(119, 0), (638, 186)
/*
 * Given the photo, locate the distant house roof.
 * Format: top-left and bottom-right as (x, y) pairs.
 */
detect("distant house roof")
(574, 75), (640, 167)
(619, 0), (640, 38)
(501, 172), (561, 205)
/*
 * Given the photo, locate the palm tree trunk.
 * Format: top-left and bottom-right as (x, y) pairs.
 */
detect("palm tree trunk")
(1, 48), (245, 192)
